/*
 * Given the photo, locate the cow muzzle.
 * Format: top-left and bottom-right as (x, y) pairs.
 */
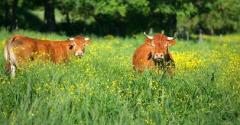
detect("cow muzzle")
(153, 53), (164, 61)
(75, 51), (84, 57)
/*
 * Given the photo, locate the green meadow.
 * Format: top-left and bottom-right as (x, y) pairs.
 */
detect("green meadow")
(0, 30), (240, 125)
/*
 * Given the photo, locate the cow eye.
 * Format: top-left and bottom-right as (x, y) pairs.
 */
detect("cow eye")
(69, 45), (74, 50)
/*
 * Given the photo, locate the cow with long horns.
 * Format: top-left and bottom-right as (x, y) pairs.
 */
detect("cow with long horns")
(132, 32), (176, 74)
(4, 34), (91, 77)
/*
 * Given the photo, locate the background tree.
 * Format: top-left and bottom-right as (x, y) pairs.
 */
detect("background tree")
(57, 0), (75, 24)
(1, 0), (240, 35)
(43, 0), (56, 31)
(193, 0), (240, 34)
(0, 0), (21, 30)
(21, 0), (57, 31)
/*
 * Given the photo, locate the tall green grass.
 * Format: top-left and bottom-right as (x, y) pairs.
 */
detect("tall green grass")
(0, 30), (240, 125)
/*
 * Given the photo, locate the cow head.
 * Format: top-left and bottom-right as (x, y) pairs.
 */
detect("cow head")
(144, 32), (176, 62)
(68, 35), (91, 57)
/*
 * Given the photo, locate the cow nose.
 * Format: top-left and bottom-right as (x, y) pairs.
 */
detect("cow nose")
(154, 53), (164, 59)
(75, 51), (84, 57)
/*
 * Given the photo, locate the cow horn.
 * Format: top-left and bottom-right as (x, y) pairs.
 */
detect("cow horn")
(167, 37), (174, 40)
(69, 38), (75, 41)
(144, 32), (153, 39)
(84, 37), (90, 41)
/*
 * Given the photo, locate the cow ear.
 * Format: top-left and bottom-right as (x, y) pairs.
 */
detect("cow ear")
(84, 37), (90, 41)
(145, 38), (151, 43)
(166, 37), (176, 46)
(69, 37), (75, 41)
(85, 41), (91, 46)
(145, 38), (155, 47)
(84, 37), (91, 45)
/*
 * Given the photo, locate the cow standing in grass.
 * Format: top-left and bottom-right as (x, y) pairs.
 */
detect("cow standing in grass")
(132, 32), (176, 75)
(4, 34), (91, 77)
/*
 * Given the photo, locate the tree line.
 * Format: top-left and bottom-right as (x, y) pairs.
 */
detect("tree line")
(1, 0), (240, 36)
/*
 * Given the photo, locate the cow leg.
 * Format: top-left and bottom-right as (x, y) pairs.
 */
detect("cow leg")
(166, 61), (175, 78)
(167, 68), (174, 77)
(10, 63), (17, 78)
(164, 53), (175, 77)
(4, 62), (11, 74)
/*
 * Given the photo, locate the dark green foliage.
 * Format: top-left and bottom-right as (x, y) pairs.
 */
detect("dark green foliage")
(0, 0), (240, 35)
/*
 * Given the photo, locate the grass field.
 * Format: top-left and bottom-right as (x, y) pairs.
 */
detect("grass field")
(0, 30), (240, 125)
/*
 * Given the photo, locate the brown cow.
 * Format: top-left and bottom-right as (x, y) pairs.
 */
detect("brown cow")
(4, 34), (91, 77)
(132, 32), (176, 75)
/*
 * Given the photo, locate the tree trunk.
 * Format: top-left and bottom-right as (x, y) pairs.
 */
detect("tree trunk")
(11, 0), (18, 30)
(198, 29), (203, 42)
(44, 0), (56, 31)
(66, 12), (70, 25)
(3, 1), (10, 27)
(168, 13), (177, 36)
(186, 31), (190, 41)
(210, 28), (214, 35)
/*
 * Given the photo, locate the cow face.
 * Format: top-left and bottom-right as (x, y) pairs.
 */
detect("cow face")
(68, 36), (91, 57)
(153, 33), (176, 47)
(144, 33), (175, 62)
(152, 42), (168, 61)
